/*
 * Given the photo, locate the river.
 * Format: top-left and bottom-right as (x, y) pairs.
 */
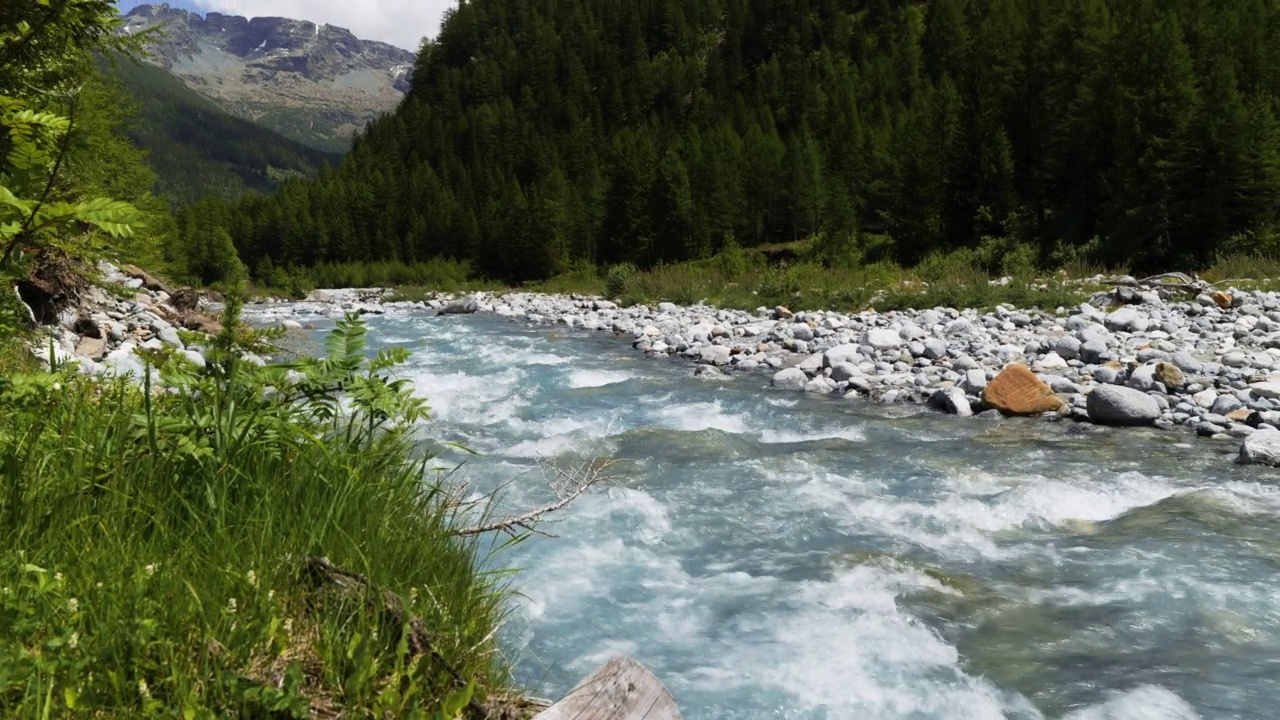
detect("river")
(255, 303), (1280, 720)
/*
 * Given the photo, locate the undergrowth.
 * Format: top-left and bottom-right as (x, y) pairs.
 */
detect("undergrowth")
(0, 292), (514, 718)
(362, 244), (1280, 314)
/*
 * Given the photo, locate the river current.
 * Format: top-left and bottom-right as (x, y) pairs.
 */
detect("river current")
(251, 303), (1280, 720)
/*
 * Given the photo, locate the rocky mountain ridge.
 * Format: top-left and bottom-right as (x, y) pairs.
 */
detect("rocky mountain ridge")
(119, 4), (417, 152)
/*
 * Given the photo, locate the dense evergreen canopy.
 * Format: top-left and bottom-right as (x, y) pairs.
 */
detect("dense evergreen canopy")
(200, 0), (1280, 282)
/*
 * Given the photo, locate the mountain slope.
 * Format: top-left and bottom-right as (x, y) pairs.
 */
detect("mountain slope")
(204, 0), (1280, 281)
(118, 3), (415, 152)
(108, 57), (341, 202)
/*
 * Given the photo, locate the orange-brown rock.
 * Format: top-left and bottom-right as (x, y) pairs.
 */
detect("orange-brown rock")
(981, 363), (1069, 416)
(1154, 362), (1185, 389)
(1212, 291), (1234, 309)
(1227, 409), (1253, 422)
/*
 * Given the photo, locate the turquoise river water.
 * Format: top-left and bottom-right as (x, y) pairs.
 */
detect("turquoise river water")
(263, 304), (1280, 720)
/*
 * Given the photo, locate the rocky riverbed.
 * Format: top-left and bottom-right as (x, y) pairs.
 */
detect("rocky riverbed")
(35, 266), (1280, 468)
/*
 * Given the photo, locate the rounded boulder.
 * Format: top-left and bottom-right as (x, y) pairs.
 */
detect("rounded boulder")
(1086, 385), (1161, 426)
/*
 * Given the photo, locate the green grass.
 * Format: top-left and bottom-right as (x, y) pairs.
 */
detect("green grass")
(0, 297), (517, 718)
(511, 246), (1099, 312)
(296, 244), (1280, 315)
(368, 240), (1128, 313)
(1201, 253), (1280, 291)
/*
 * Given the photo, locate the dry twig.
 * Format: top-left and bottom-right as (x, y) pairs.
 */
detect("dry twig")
(456, 458), (617, 538)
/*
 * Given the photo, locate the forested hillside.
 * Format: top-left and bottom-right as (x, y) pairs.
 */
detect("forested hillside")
(107, 58), (342, 202)
(200, 0), (1280, 283)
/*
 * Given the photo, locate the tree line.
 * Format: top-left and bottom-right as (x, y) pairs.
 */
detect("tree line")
(183, 0), (1280, 285)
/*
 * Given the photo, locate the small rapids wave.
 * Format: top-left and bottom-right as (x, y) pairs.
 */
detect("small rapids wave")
(566, 369), (635, 388)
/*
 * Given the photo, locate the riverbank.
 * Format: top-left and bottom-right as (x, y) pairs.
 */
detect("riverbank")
(244, 283), (1280, 466)
(2, 267), (520, 717)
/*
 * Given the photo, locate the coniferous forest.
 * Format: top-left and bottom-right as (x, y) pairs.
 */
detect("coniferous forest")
(190, 0), (1280, 285)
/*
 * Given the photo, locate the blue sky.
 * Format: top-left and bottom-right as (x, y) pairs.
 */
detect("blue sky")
(114, 0), (451, 49)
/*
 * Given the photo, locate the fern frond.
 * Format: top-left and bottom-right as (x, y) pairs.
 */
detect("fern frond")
(71, 197), (141, 236)
(0, 186), (32, 216)
(2, 109), (71, 134)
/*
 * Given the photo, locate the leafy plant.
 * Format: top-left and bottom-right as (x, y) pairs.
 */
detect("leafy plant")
(0, 94), (141, 273)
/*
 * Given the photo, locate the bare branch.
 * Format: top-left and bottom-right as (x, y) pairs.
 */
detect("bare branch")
(1109, 271), (1248, 296)
(455, 457), (617, 537)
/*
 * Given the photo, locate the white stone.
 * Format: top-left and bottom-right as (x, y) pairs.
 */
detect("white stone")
(1250, 382), (1280, 400)
(861, 329), (902, 350)
(1034, 352), (1069, 371)
(1192, 388), (1219, 408)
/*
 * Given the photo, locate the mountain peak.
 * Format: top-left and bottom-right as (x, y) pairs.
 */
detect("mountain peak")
(118, 4), (416, 151)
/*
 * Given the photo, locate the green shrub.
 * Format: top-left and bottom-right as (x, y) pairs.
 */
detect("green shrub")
(603, 263), (639, 300)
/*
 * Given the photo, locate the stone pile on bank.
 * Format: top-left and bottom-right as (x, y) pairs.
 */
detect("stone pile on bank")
(25, 262), (225, 379)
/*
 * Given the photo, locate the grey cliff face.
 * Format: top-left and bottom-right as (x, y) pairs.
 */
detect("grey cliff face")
(119, 4), (417, 150)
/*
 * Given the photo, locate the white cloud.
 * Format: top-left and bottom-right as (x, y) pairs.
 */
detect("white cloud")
(194, 0), (455, 50)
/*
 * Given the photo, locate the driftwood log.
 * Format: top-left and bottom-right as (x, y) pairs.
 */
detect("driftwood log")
(1112, 272), (1244, 296)
(533, 656), (680, 720)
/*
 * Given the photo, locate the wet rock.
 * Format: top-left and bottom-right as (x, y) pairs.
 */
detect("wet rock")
(439, 296), (480, 315)
(830, 362), (861, 383)
(981, 363), (1068, 416)
(693, 365), (727, 380)
(845, 377), (872, 394)
(1087, 385), (1161, 426)
(699, 345), (731, 366)
(1239, 428), (1280, 466)
(930, 386), (973, 417)
(805, 376), (837, 394)
(772, 367), (808, 391)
